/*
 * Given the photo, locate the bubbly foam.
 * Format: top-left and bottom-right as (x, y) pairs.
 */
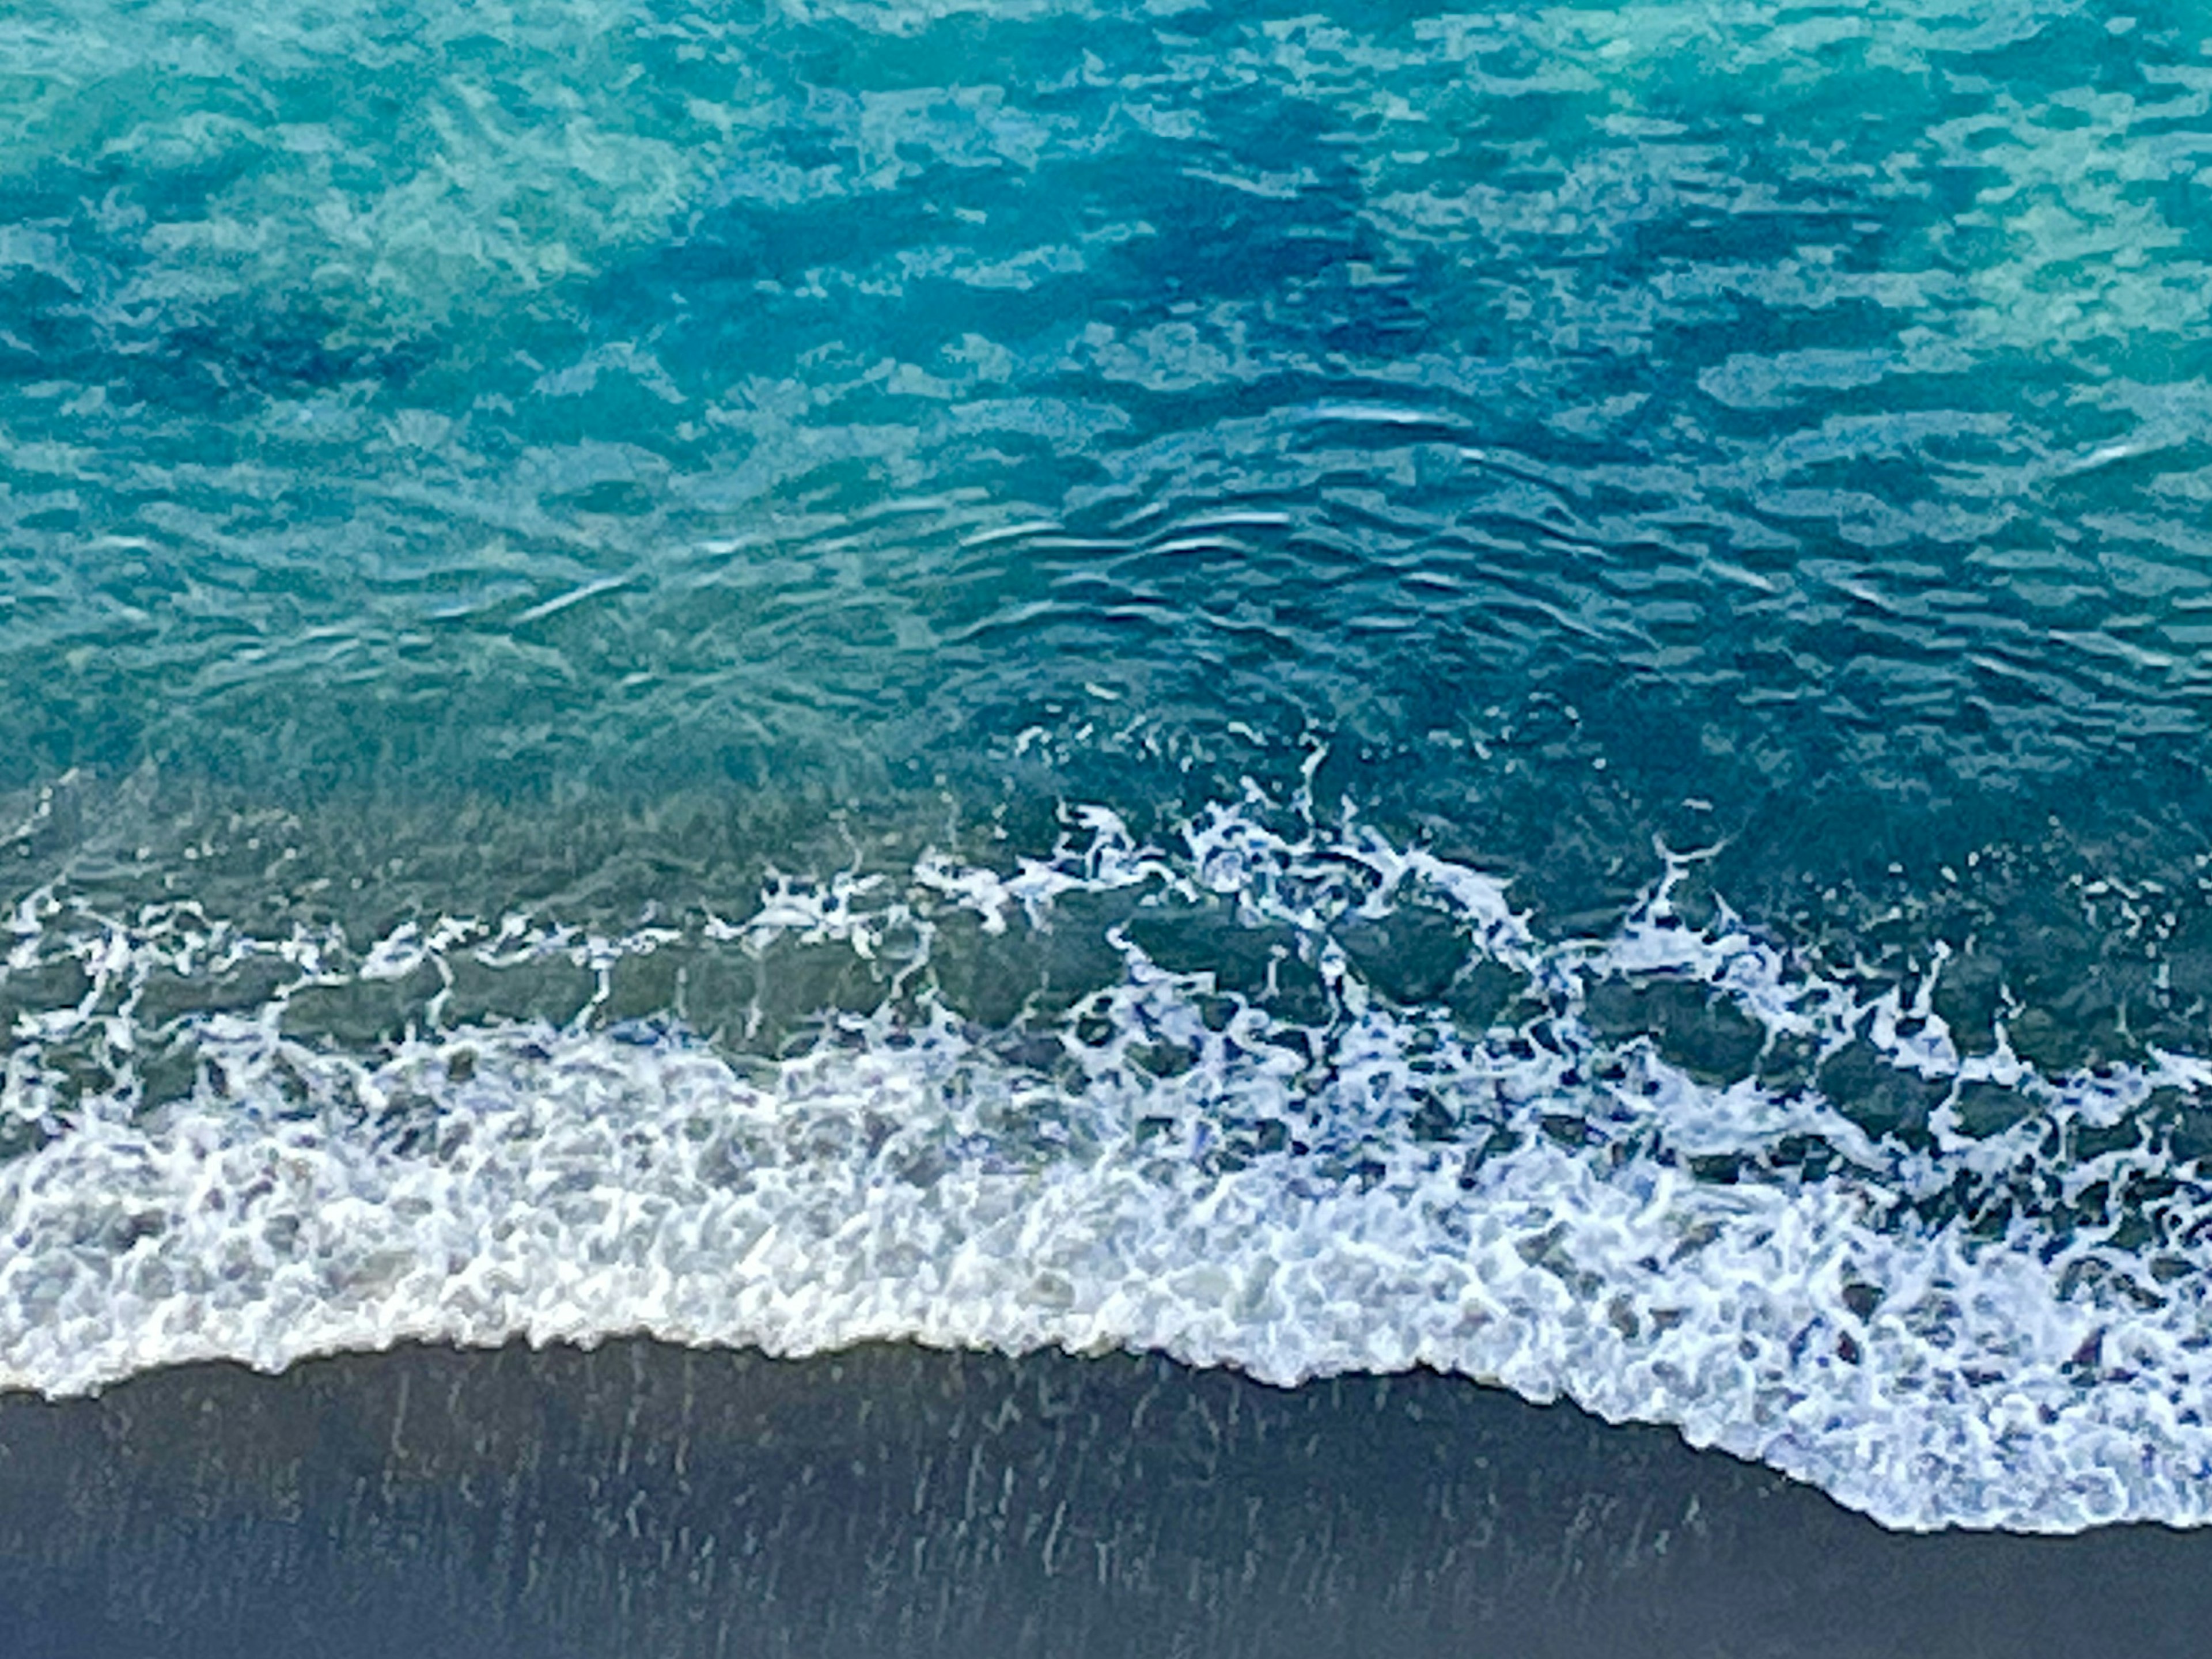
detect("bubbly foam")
(5, 797), (2212, 1532)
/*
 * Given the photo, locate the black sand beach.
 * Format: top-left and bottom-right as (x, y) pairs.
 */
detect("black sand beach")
(1, 1340), (2203, 1658)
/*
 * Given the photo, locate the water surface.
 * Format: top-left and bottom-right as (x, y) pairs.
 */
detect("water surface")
(6, 0), (2212, 1533)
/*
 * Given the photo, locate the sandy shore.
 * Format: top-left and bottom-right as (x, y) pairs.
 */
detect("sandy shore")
(0, 1339), (2205, 1658)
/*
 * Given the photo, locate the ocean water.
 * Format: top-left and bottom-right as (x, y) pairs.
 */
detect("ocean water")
(6, 0), (2212, 1537)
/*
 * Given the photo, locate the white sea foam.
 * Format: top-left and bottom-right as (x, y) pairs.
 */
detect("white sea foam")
(3, 798), (2211, 1532)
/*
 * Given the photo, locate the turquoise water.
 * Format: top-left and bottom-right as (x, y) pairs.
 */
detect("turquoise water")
(7, 0), (2212, 1531)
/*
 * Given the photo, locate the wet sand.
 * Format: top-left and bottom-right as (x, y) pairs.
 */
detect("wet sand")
(0, 1339), (2203, 1658)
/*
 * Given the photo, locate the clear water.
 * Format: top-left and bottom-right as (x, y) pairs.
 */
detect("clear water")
(7, 0), (2212, 1532)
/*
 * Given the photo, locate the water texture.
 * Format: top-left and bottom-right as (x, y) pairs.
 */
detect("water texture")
(6, 0), (2212, 1532)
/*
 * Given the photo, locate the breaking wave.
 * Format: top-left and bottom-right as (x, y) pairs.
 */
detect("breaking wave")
(5, 789), (2211, 1533)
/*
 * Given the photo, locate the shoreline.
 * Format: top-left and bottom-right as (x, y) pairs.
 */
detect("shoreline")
(2, 1339), (2207, 1658)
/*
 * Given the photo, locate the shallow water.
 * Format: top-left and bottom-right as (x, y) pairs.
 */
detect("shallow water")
(10, 1340), (2212, 1659)
(7, 0), (2212, 1533)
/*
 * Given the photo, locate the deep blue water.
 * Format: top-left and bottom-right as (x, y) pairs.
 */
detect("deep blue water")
(7, 0), (2212, 1531)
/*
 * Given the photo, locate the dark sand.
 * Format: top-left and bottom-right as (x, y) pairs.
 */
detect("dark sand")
(0, 1339), (2202, 1658)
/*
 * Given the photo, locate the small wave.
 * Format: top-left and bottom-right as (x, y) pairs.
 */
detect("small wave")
(4, 795), (2210, 1532)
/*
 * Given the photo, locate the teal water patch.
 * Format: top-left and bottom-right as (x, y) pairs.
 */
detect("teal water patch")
(7, 0), (2212, 1532)
(6, 0), (2212, 816)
